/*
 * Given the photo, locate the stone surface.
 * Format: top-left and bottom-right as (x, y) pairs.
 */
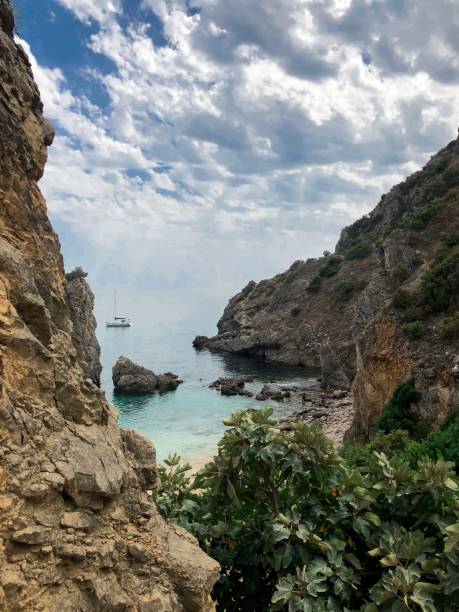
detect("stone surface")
(113, 356), (183, 395)
(195, 134), (459, 441)
(209, 377), (253, 397)
(65, 275), (102, 387)
(0, 8), (219, 609)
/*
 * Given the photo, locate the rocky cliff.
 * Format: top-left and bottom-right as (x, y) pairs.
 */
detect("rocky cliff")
(66, 275), (102, 387)
(197, 135), (459, 440)
(0, 4), (218, 610)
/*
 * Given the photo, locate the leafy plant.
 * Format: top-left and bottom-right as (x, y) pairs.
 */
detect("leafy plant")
(154, 409), (459, 611)
(393, 288), (416, 309)
(65, 266), (88, 282)
(345, 242), (371, 260)
(378, 380), (424, 437)
(334, 280), (367, 303)
(307, 257), (342, 293)
(406, 204), (437, 231)
(342, 430), (411, 469)
(402, 414), (459, 471)
(421, 251), (459, 313)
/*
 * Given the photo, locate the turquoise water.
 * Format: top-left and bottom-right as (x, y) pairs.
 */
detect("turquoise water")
(98, 320), (320, 465)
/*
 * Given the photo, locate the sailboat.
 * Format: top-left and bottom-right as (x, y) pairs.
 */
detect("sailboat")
(106, 290), (132, 327)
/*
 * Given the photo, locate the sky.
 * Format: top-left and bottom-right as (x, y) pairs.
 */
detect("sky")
(16, 0), (459, 333)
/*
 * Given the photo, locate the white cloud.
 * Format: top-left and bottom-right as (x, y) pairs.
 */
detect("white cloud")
(22, 0), (459, 312)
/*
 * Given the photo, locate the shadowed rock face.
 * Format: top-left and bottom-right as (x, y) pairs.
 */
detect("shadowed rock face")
(196, 135), (459, 441)
(0, 5), (218, 610)
(112, 356), (183, 394)
(66, 276), (102, 387)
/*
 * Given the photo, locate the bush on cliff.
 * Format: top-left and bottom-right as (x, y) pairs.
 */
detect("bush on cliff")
(402, 414), (459, 472)
(65, 266), (88, 282)
(342, 429), (411, 469)
(345, 241), (371, 260)
(377, 379), (426, 438)
(154, 408), (459, 611)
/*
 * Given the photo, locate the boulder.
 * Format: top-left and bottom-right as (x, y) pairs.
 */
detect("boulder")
(209, 377), (253, 397)
(112, 356), (182, 395)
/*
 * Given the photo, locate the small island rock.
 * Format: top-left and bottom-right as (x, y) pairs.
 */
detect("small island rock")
(112, 356), (182, 395)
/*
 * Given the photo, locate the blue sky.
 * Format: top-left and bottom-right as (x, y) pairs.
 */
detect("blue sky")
(17, 0), (459, 330)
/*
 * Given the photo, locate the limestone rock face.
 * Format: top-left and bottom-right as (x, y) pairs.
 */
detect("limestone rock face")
(0, 6), (219, 610)
(197, 136), (459, 440)
(113, 356), (183, 394)
(66, 275), (102, 386)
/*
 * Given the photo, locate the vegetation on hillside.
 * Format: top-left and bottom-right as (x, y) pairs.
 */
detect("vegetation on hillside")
(65, 266), (88, 282)
(155, 407), (459, 611)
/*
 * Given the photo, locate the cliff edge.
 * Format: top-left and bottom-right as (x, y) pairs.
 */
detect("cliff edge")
(197, 135), (459, 440)
(0, 4), (219, 610)
(66, 274), (102, 387)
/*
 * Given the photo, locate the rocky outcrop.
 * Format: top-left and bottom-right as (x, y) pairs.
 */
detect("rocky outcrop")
(113, 356), (183, 395)
(0, 5), (218, 610)
(196, 134), (459, 440)
(209, 377), (253, 397)
(66, 275), (102, 387)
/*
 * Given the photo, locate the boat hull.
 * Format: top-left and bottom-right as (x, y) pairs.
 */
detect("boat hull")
(106, 322), (132, 328)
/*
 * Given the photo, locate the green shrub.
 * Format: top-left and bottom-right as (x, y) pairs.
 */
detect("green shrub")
(65, 266), (87, 282)
(307, 257), (342, 293)
(443, 162), (459, 187)
(406, 204), (437, 231)
(401, 305), (424, 323)
(402, 321), (424, 340)
(402, 414), (459, 471)
(319, 256), (342, 277)
(392, 288), (415, 309)
(441, 311), (459, 341)
(334, 279), (366, 303)
(428, 157), (450, 174)
(307, 274), (322, 294)
(421, 251), (459, 313)
(155, 409), (459, 611)
(378, 379), (424, 437)
(445, 232), (459, 248)
(345, 242), (371, 260)
(342, 430), (411, 469)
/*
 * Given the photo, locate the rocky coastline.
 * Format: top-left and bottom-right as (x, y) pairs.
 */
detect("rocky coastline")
(195, 134), (459, 441)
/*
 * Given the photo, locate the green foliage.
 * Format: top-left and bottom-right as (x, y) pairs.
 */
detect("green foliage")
(393, 288), (416, 309)
(307, 274), (322, 294)
(155, 409), (459, 611)
(421, 251), (459, 313)
(402, 414), (459, 471)
(65, 266), (88, 282)
(342, 430), (412, 469)
(402, 321), (425, 340)
(307, 257), (342, 293)
(320, 256), (342, 277)
(441, 311), (459, 342)
(345, 242), (371, 260)
(428, 157), (450, 174)
(334, 280), (367, 303)
(378, 380), (424, 437)
(154, 453), (193, 519)
(406, 205), (437, 231)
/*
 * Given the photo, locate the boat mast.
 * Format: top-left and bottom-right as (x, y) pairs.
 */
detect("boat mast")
(114, 289), (117, 319)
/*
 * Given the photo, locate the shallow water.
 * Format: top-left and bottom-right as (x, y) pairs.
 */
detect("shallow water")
(98, 320), (319, 465)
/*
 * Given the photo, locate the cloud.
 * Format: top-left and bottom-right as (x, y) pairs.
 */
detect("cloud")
(21, 0), (459, 313)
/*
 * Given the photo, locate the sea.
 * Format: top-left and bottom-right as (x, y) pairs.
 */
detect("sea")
(97, 316), (320, 467)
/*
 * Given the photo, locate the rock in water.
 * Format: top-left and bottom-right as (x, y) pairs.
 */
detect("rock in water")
(0, 7), (219, 609)
(66, 274), (102, 386)
(113, 356), (183, 394)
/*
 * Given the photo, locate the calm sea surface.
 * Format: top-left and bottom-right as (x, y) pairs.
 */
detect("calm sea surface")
(97, 318), (319, 465)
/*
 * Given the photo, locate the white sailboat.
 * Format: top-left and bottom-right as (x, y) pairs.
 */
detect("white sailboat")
(106, 290), (132, 327)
